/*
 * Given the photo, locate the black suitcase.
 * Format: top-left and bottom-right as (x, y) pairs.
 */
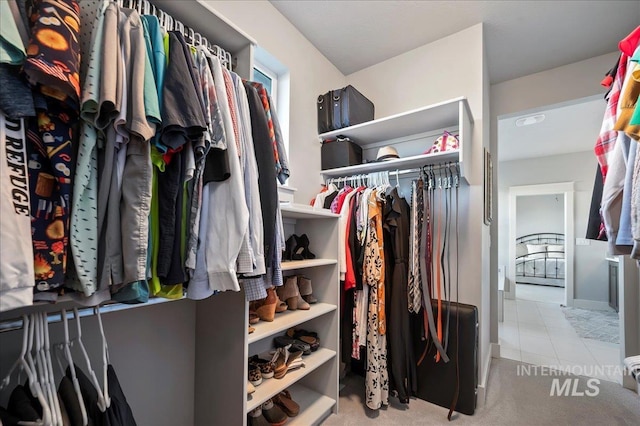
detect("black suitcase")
(415, 301), (478, 417)
(317, 91), (333, 134)
(317, 85), (374, 134)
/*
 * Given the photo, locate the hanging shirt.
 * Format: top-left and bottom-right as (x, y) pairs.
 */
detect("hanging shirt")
(0, 113), (33, 312)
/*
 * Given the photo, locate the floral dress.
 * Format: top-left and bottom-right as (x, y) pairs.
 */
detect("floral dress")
(364, 189), (388, 410)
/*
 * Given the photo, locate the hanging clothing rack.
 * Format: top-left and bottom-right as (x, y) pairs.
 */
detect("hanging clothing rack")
(0, 298), (180, 334)
(118, 0), (234, 70)
(326, 161), (460, 187)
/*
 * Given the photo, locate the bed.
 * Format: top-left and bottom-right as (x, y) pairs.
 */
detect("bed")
(515, 233), (565, 287)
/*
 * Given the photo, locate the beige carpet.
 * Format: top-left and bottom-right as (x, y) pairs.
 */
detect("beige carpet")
(322, 358), (640, 425)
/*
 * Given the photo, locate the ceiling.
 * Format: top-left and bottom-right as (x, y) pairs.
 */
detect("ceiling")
(498, 98), (605, 162)
(270, 0), (640, 83)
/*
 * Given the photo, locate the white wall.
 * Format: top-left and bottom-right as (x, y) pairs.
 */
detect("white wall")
(516, 194), (565, 238)
(499, 151), (608, 303)
(347, 23), (492, 390)
(205, 1), (347, 204)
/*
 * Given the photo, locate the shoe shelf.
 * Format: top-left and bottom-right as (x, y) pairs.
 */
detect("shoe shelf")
(280, 203), (340, 219)
(248, 303), (337, 345)
(286, 383), (336, 426)
(246, 348), (336, 412)
(281, 258), (338, 271)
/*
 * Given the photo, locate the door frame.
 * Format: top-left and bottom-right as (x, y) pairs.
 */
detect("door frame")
(507, 182), (575, 306)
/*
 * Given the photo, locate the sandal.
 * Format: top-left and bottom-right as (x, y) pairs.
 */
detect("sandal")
(249, 310), (260, 325)
(249, 355), (275, 379)
(286, 328), (320, 352)
(273, 389), (300, 417)
(274, 335), (310, 355)
(248, 363), (262, 386)
(271, 346), (304, 380)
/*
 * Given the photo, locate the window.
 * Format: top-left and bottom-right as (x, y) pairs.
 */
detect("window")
(253, 65), (276, 100)
(253, 47), (290, 177)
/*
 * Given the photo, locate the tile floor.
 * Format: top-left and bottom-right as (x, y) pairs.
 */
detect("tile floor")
(499, 288), (622, 384)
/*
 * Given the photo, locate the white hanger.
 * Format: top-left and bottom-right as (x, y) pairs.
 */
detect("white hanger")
(73, 308), (108, 412)
(43, 312), (63, 426)
(95, 306), (111, 409)
(0, 315), (35, 390)
(33, 313), (59, 426)
(61, 309), (89, 425)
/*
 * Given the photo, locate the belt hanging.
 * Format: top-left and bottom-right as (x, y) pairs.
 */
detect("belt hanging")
(418, 173), (449, 364)
(447, 168), (460, 421)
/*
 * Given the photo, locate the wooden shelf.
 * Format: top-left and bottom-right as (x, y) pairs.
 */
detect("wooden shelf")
(281, 259), (337, 271)
(248, 303), (337, 345)
(318, 97), (470, 146)
(320, 150), (459, 178)
(280, 204), (340, 219)
(287, 383), (336, 426)
(246, 348), (336, 412)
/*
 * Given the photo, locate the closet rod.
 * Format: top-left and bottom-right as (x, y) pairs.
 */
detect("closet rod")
(326, 161), (460, 184)
(0, 297), (182, 334)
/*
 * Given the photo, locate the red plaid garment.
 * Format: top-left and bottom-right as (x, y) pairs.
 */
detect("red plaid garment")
(595, 54), (628, 181)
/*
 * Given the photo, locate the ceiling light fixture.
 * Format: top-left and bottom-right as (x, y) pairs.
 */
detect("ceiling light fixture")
(515, 114), (545, 127)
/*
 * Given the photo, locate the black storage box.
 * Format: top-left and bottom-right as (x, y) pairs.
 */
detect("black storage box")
(321, 138), (363, 170)
(317, 85), (374, 133)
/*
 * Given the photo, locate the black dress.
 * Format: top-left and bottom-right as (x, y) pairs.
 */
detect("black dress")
(383, 188), (416, 403)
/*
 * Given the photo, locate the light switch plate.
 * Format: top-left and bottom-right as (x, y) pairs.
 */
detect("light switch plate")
(575, 238), (590, 246)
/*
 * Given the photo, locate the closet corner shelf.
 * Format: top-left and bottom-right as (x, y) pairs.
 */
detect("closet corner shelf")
(281, 259), (338, 271)
(286, 383), (336, 426)
(246, 348), (336, 412)
(280, 204), (340, 219)
(320, 150), (460, 178)
(248, 303), (337, 345)
(317, 96), (470, 146)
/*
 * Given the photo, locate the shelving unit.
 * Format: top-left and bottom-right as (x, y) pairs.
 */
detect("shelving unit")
(240, 204), (340, 425)
(318, 97), (472, 182)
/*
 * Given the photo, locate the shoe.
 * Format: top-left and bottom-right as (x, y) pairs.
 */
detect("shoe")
(249, 363), (263, 386)
(286, 328), (320, 352)
(255, 287), (277, 322)
(271, 345), (304, 379)
(297, 276), (317, 304)
(248, 407), (270, 426)
(261, 399), (288, 425)
(297, 234), (316, 259)
(276, 276), (299, 311)
(248, 326), (255, 334)
(250, 355), (275, 379)
(274, 335), (311, 355)
(284, 235), (297, 261)
(247, 381), (256, 395)
(273, 390), (300, 417)
(249, 310), (260, 324)
(275, 293), (288, 313)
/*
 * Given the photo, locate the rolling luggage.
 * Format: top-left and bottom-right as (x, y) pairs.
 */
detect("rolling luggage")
(317, 85), (374, 133)
(415, 301), (478, 417)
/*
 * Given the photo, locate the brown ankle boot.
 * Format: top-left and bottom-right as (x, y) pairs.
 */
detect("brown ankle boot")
(277, 276), (300, 310)
(256, 287), (277, 322)
(297, 276), (317, 304)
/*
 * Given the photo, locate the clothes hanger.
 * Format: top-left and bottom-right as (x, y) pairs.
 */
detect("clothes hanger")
(33, 313), (59, 426)
(0, 315), (36, 390)
(25, 314), (52, 426)
(95, 306), (111, 409)
(61, 309), (89, 426)
(42, 312), (63, 426)
(73, 308), (108, 412)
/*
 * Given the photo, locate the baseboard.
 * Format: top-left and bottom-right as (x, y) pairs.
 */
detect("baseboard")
(572, 299), (612, 311)
(491, 342), (500, 359)
(477, 344), (495, 406)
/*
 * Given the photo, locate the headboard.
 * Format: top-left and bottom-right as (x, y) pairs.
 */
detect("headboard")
(516, 233), (564, 245)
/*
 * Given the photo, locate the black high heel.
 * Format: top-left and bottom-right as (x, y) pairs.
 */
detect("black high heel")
(297, 234), (316, 259)
(284, 235), (297, 261)
(291, 235), (305, 261)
